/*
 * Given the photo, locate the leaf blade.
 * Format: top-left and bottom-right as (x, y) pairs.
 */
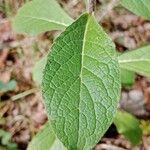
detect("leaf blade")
(114, 111), (142, 146)
(121, 0), (150, 20)
(0, 80), (16, 92)
(32, 55), (47, 85)
(27, 123), (66, 150)
(42, 13), (121, 150)
(13, 0), (73, 35)
(121, 69), (135, 87)
(118, 45), (150, 76)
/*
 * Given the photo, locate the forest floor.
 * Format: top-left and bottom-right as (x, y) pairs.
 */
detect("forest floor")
(0, 0), (150, 150)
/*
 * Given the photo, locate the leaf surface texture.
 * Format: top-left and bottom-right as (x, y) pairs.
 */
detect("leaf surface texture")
(13, 0), (73, 34)
(121, 0), (150, 20)
(119, 45), (150, 76)
(42, 13), (120, 150)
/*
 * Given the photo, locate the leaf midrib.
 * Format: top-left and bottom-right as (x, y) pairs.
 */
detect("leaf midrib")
(20, 15), (69, 27)
(77, 14), (90, 149)
(119, 59), (150, 64)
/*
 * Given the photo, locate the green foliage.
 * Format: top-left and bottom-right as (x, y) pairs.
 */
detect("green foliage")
(140, 120), (150, 136)
(32, 55), (47, 85)
(27, 123), (66, 150)
(118, 45), (150, 76)
(121, 0), (150, 20)
(0, 129), (18, 150)
(13, 0), (150, 149)
(0, 80), (16, 92)
(118, 52), (135, 87)
(114, 111), (142, 146)
(0, 130), (11, 146)
(42, 13), (120, 150)
(33, 57), (136, 88)
(13, 0), (73, 35)
(121, 69), (135, 87)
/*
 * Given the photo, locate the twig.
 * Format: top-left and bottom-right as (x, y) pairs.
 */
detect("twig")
(96, 0), (120, 21)
(87, 0), (96, 14)
(11, 88), (39, 101)
(97, 144), (126, 150)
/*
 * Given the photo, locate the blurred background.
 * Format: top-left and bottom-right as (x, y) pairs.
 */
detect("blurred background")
(0, 0), (150, 149)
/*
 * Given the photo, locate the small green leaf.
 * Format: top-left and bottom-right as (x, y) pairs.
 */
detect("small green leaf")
(13, 0), (73, 35)
(27, 123), (66, 150)
(0, 129), (18, 149)
(42, 13), (121, 150)
(0, 129), (11, 145)
(121, 69), (135, 87)
(114, 111), (142, 146)
(118, 45), (150, 76)
(32, 55), (47, 85)
(0, 80), (16, 92)
(121, 0), (150, 20)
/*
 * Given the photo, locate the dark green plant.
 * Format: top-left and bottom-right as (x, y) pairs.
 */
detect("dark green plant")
(13, 0), (150, 149)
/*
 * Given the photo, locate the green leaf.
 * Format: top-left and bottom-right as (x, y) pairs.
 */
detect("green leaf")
(32, 54), (136, 87)
(13, 0), (73, 35)
(121, 69), (135, 87)
(0, 80), (16, 92)
(42, 13), (121, 150)
(117, 52), (135, 87)
(0, 129), (18, 149)
(121, 0), (150, 20)
(27, 123), (66, 150)
(33, 55), (133, 88)
(32, 55), (47, 85)
(51, 138), (67, 150)
(118, 45), (150, 76)
(0, 129), (11, 145)
(114, 111), (142, 146)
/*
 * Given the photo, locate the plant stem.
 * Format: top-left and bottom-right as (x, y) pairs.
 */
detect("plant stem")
(88, 0), (96, 14)
(11, 88), (39, 101)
